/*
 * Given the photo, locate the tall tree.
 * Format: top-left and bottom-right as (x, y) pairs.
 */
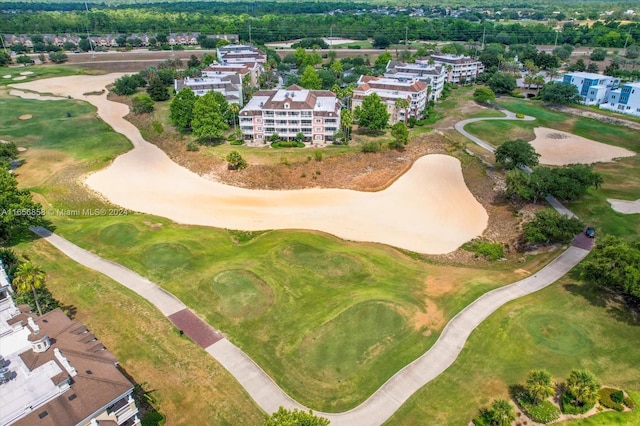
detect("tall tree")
(473, 87), (496, 104)
(146, 77), (170, 101)
(340, 108), (353, 142)
(488, 72), (517, 94)
(357, 93), (389, 131)
(191, 91), (229, 143)
(489, 399), (516, 426)
(263, 407), (329, 426)
(12, 261), (46, 316)
(0, 166), (44, 243)
(495, 139), (540, 169)
(394, 98), (410, 124)
(526, 369), (556, 403)
(539, 82), (581, 105)
(299, 65), (322, 90)
(170, 88), (197, 130)
(566, 369), (600, 407)
(390, 122), (409, 151)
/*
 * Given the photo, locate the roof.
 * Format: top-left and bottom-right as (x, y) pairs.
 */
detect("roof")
(356, 76), (427, 93)
(564, 71), (615, 80)
(240, 85), (339, 115)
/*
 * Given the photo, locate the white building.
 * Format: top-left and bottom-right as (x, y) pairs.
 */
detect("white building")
(384, 59), (447, 100)
(430, 54), (485, 84)
(352, 75), (428, 124)
(561, 72), (621, 106)
(0, 262), (140, 426)
(202, 61), (262, 86)
(174, 72), (243, 106)
(600, 82), (640, 117)
(238, 85), (340, 145)
(217, 44), (267, 65)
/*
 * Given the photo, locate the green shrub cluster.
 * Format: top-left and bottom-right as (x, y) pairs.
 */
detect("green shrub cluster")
(272, 141), (305, 148)
(462, 238), (504, 261)
(361, 141), (382, 153)
(598, 388), (625, 411)
(516, 113), (525, 119)
(230, 140), (244, 146)
(515, 392), (561, 423)
(561, 392), (595, 415)
(186, 141), (199, 151)
(623, 396), (636, 409)
(471, 409), (492, 426)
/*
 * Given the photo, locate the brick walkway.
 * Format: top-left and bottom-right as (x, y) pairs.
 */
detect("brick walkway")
(168, 309), (224, 348)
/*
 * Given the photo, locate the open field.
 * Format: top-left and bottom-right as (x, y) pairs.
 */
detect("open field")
(10, 238), (263, 425)
(385, 274), (640, 425)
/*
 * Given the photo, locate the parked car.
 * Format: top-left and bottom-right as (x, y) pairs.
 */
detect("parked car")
(585, 227), (595, 238)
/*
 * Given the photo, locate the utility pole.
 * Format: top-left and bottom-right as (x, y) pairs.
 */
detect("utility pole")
(249, 24), (252, 45)
(84, 2), (95, 59)
(405, 26), (408, 48)
(623, 28), (631, 52)
(554, 31), (559, 49)
(481, 26), (486, 50)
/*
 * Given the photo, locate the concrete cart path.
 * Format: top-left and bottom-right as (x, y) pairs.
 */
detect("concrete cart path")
(31, 226), (590, 426)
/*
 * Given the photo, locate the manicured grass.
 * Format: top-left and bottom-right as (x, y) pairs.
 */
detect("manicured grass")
(12, 238), (263, 425)
(385, 275), (640, 425)
(464, 119), (536, 145)
(0, 64), (85, 86)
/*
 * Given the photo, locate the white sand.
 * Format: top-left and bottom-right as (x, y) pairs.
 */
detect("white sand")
(266, 37), (362, 48)
(11, 74), (488, 254)
(530, 127), (636, 166)
(19, 71), (34, 76)
(18, 114), (32, 120)
(3, 74), (11, 79)
(608, 199), (640, 214)
(12, 76), (27, 81)
(9, 89), (66, 101)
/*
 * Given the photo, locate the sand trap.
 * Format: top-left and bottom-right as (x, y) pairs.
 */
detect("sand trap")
(19, 71), (34, 76)
(3, 74), (11, 79)
(530, 127), (635, 166)
(12, 76), (27, 81)
(17, 147), (27, 152)
(9, 89), (66, 101)
(608, 198), (640, 214)
(18, 114), (32, 120)
(12, 74), (488, 254)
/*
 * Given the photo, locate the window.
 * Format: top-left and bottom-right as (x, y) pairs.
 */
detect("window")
(315, 127), (322, 132)
(314, 135), (322, 140)
(257, 134), (263, 139)
(257, 126), (262, 131)
(315, 119), (321, 123)
(257, 118), (262, 123)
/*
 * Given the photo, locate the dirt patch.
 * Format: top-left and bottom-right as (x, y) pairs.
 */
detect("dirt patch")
(15, 148), (75, 188)
(18, 114), (32, 120)
(143, 221), (164, 230)
(530, 127), (635, 166)
(412, 298), (446, 333)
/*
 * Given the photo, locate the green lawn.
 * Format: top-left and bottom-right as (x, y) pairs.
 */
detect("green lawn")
(1, 64), (88, 87)
(385, 275), (640, 425)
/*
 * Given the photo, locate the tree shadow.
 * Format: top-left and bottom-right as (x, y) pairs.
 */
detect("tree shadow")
(118, 366), (165, 425)
(356, 127), (385, 137)
(61, 304), (77, 320)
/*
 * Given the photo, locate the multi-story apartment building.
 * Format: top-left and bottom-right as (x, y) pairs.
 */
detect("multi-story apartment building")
(238, 85), (340, 145)
(174, 72), (243, 106)
(600, 81), (640, 117)
(430, 54), (485, 84)
(217, 44), (267, 65)
(561, 72), (621, 106)
(0, 262), (140, 426)
(384, 59), (447, 100)
(352, 75), (428, 125)
(202, 61), (262, 86)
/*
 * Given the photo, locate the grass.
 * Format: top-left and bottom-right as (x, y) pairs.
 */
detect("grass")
(385, 275), (640, 425)
(0, 64), (89, 87)
(11, 238), (263, 425)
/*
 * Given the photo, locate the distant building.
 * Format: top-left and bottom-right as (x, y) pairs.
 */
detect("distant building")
(384, 59), (447, 100)
(0, 262), (140, 426)
(202, 61), (262, 86)
(352, 75), (428, 124)
(429, 54), (485, 84)
(217, 44), (267, 65)
(600, 81), (640, 117)
(175, 73), (243, 106)
(239, 85), (340, 144)
(561, 72), (621, 105)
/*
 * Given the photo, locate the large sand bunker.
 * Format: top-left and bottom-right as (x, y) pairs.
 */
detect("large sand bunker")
(608, 198), (640, 214)
(11, 74), (488, 254)
(530, 127), (635, 166)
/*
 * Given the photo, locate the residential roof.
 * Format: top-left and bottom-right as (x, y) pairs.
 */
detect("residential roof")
(241, 85), (339, 115)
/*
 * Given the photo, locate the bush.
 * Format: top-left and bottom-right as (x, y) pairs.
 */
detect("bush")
(314, 150), (323, 162)
(151, 120), (164, 134)
(471, 409), (492, 426)
(623, 396), (636, 409)
(271, 141), (305, 148)
(516, 392), (561, 423)
(361, 141), (382, 153)
(462, 238), (504, 261)
(516, 113), (525, 119)
(230, 140), (244, 146)
(599, 388), (625, 411)
(186, 141), (199, 151)
(562, 392), (596, 415)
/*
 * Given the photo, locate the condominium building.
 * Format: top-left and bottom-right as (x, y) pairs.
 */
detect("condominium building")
(384, 59), (447, 100)
(352, 75), (428, 125)
(202, 61), (262, 86)
(217, 44), (267, 65)
(600, 81), (640, 117)
(561, 72), (621, 106)
(174, 72), (243, 106)
(429, 54), (485, 84)
(0, 263), (140, 426)
(238, 85), (340, 144)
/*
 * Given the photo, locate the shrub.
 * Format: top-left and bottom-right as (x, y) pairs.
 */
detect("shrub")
(230, 140), (244, 146)
(314, 150), (323, 162)
(186, 141), (199, 151)
(151, 120), (164, 134)
(516, 113), (525, 119)
(462, 238), (504, 261)
(623, 396), (635, 409)
(516, 392), (561, 423)
(562, 392), (595, 415)
(599, 388), (625, 411)
(271, 141), (305, 148)
(227, 133), (237, 141)
(361, 141), (382, 153)
(471, 409), (492, 426)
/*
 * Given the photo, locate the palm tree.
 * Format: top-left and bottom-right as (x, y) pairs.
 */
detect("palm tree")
(394, 98), (410, 124)
(524, 74), (534, 90)
(489, 399), (516, 426)
(526, 369), (555, 403)
(12, 261), (46, 316)
(547, 67), (560, 82)
(566, 369), (600, 407)
(533, 75), (546, 94)
(229, 103), (240, 137)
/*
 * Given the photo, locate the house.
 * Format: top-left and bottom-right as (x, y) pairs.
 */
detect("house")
(0, 262), (140, 426)
(217, 44), (267, 65)
(384, 59), (447, 100)
(352, 75), (428, 124)
(600, 82), (640, 117)
(561, 72), (621, 105)
(202, 61), (262, 86)
(429, 54), (485, 84)
(238, 85), (340, 145)
(175, 73), (243, 106)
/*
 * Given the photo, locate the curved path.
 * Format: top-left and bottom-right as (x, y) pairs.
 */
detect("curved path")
(29, 97), (592, 425)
